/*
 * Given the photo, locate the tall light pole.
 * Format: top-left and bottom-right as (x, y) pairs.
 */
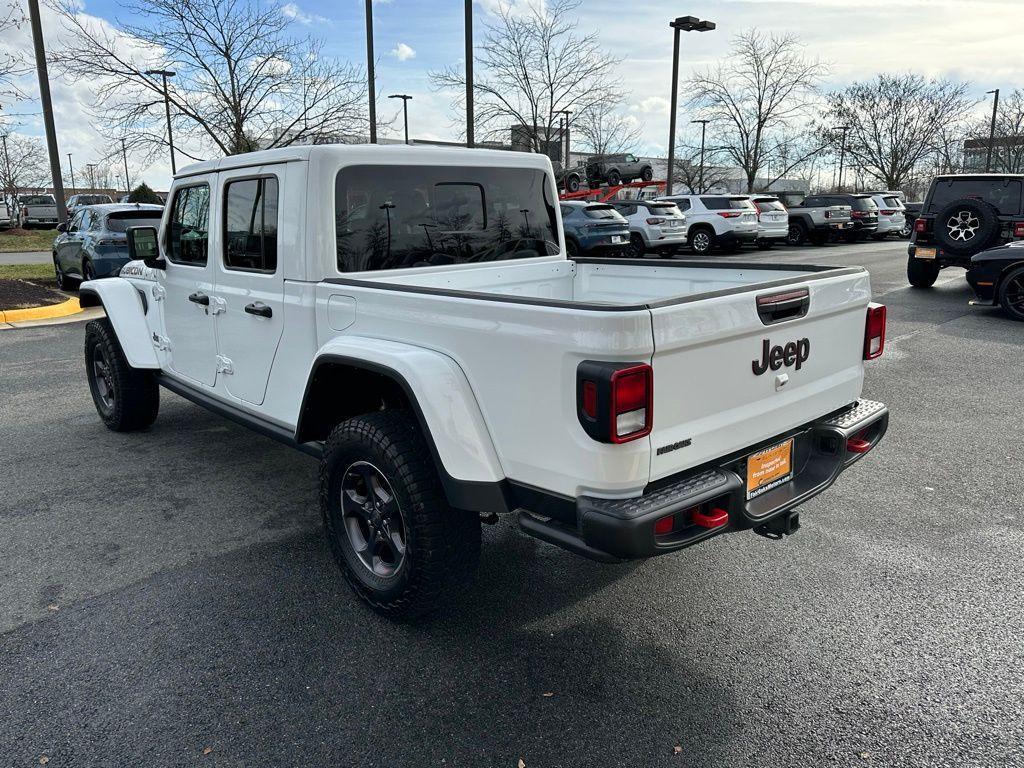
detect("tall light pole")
(666, 16), (715, 196)
(691, 118), (710, 193)
(554, 109), (572, 168)
(67, 152), (76, 195)
(465, 0), (474, 148)
(85, 163), (98, 191)
(985, 88), (1000, 172)
(146, 69), (177, 174)
(365, 0), (376, 144)
(121, 138), (131, 194)
(389, 94), (413, 144)
(26, 0), (67, 222)
(833, 125), (850, 191)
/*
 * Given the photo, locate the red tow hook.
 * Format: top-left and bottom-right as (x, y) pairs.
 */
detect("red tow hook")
(846, 436), (872, 454)
(692, 507), (729, 529)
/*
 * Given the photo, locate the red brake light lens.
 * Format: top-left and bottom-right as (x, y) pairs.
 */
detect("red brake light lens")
(646, 217), (665, 225)
(864, 303), (886, 360)
(717, 211), (742, 218)
(610, 365), (652, 443)
(914, 217), (927, 233)
(1014, 222), (1024, 238)
(880, 209), (897, 215)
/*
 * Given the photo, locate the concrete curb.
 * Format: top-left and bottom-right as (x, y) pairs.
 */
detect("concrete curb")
(0, 295), (81, 324)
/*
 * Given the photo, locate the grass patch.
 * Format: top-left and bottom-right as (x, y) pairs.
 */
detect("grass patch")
(0, 228), (58, 253)
(0, 262), (54, 280)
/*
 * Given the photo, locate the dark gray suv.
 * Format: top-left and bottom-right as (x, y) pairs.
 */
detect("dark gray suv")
(585, 153), (654, 187)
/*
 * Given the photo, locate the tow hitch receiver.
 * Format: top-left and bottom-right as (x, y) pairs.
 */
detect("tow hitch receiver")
(755, 511), (800, 540)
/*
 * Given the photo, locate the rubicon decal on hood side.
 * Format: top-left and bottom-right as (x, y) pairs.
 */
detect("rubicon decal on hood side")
(752, 338), (810, 376)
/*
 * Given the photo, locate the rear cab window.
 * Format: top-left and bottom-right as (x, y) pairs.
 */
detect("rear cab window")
(335, 164), (559, 272)
(852, 196), (878, 212)
(927, 178), (1023, 216)
(106, 210), (162, 232)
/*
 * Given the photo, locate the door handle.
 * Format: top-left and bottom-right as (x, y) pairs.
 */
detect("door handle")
(188, 291), (210, 306)
(244, 301), (273, 318)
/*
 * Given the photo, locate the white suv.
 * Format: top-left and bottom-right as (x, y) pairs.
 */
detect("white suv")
(657, 195), (759, 254)
(609, 199), (687, 257)
(746, 196), (790, 250)
(867, 193), (906, 240)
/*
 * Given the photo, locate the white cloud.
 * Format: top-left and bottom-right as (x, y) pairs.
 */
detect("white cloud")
(280, 2), (329, 26)
(389, 42), (416, 62)
(630, 97), (670, 116)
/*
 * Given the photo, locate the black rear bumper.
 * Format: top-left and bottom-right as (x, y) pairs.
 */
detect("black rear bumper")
(518, 399), (889, 562)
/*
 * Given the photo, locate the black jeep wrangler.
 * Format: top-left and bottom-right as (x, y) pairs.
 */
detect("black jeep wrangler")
(907, 174), (1024, 288)
(585, 153), (654, 187)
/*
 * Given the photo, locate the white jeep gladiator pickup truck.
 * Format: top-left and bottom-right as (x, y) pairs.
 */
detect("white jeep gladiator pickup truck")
(79, 145), (889, 617)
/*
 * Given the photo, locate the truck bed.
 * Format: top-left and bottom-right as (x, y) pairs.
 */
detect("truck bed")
(333, 257), (863, 309)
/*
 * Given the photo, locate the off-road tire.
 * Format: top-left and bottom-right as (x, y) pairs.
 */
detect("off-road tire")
(640, 167), (653, 182)
(907, 255), (940, 288)
(787, 221), (808, 246)
(566, 175), (580, 193)
(997, 265), (1024, 321)
(688, 226), (715, 255)
(320, 410), (481, 618)
(606, 170), (621, 186)
(84, 318), (159, 431)
(933, 198), (1001, 256)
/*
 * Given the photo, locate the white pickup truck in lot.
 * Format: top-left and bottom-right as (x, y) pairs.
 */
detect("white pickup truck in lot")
(79, 145), (889, 617)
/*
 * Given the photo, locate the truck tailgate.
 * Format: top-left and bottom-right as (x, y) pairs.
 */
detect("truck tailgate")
(648, 270), (872, 482)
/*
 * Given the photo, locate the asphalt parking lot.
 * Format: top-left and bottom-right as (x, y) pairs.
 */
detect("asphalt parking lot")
(1, 239), (1022, 767)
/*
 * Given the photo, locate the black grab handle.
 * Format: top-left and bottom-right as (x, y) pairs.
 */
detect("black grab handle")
(244, 302), (272, 318)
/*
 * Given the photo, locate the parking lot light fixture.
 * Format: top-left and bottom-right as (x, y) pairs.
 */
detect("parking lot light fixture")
(388, 94), (412, 144)
(832, 125), (850, 191)
(666, 15), (715, 196)
(690, 118), (710, 193)
(145, 69), (177, 174)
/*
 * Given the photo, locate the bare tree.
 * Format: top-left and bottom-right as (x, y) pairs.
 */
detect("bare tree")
(821, 74), (976, 190)
(968, 88), (1024, 173)
(575, 102), (641, 156)
(669, 136), (732, 193)
(430, 0), (622, 153)
(687, 30), (827, 193)
(0, 1), (27, 101)
(51, 0), (368, 159)
(0, 131), (50, 222)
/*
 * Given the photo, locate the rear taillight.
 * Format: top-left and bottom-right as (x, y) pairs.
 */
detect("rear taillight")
(914, 218), (927, 233)
(577, 361), (653, 444)
(1013, 222), (1024, 238)
(864, 303), (886, 360)
(717, 211), (742, 218)
(646, 217), (665, 225)
(880, 209), (897, 215)
(851, 210), (865, 219)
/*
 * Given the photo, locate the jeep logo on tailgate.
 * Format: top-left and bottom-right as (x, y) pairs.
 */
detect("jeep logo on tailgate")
(752, 338), (810, 376)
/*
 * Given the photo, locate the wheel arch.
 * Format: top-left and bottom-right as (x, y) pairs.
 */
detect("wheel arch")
(994, 260), (1024, 298)
(78, 277), (159, 369)
(297, 340), (510, 515)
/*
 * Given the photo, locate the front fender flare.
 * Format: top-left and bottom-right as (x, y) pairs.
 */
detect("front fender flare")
(299, 337), (509, 513)
(79, 278), (159, 369)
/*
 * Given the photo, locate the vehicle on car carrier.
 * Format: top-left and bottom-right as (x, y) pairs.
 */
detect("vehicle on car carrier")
(78, 145), (889, 619)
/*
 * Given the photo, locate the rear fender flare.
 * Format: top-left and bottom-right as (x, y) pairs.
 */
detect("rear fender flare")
(298, 337), (508, 513)
(78, 278), (159, 369)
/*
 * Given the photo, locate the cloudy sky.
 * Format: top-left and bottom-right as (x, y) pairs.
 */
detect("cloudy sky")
(1, 0), (1021, 190)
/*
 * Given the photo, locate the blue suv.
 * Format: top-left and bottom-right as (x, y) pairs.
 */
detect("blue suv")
(559, 201), (630, 258)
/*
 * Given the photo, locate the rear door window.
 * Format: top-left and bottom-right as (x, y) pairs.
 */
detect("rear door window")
(927, 178), (1023, 215)
(224, 177), (279, 273)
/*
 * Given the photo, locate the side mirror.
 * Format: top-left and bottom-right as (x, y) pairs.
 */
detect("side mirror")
(56, 222), (67, 233)
(127, 225), (165, 269)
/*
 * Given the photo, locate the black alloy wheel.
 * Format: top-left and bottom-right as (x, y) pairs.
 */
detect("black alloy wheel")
(340, 461), (408, 579)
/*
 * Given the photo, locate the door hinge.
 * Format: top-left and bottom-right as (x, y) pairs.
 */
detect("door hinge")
(151, 284), (166, 302)
(209, 296), (227, 316)
(151, 332), (170, 351)
(216, 355), (234, 375)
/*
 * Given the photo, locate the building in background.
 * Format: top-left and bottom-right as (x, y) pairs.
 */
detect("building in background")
(963, 136), (1024, 173)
